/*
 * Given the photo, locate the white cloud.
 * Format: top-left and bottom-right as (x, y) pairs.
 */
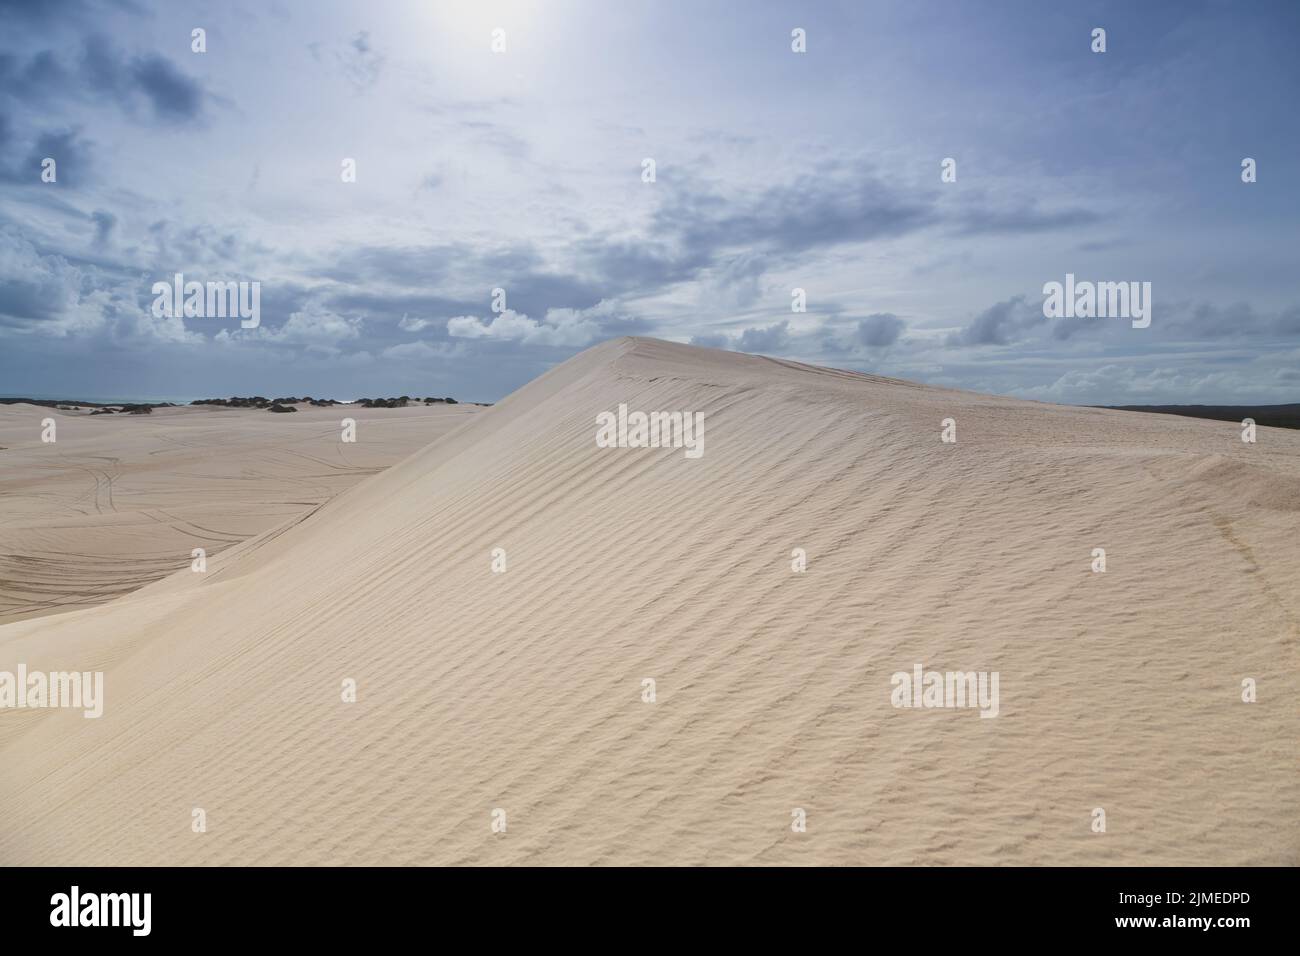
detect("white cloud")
(447, 307), (601, 346)
(214, 308), (363, 355)
(398, 313), (433, 332)
(380, 340), (463, 361)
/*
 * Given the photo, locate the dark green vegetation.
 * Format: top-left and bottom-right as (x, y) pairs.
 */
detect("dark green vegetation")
(1103, 403), (1300, 430)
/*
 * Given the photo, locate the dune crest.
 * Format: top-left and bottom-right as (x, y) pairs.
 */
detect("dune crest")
(1, 337), (1296, 865)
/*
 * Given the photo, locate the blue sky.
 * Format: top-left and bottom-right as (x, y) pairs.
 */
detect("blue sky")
(1, 0), (1297, 403)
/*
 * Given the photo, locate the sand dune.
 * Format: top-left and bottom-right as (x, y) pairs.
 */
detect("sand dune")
(1, 337), (1296, 865)
(0, 403), (478, 624)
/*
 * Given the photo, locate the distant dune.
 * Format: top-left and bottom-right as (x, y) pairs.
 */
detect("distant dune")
(0, 402), (478, 624)
(1, 337), (1296, 865)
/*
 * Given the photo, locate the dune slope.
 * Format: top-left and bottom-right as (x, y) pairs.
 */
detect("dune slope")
(0, 403), (478, 624)
(1, 337), (1296, 865)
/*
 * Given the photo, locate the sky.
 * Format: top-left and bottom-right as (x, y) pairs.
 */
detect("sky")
(1, 0), (1297, 404)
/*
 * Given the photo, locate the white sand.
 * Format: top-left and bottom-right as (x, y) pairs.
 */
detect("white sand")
(0, 337), (1295, 864)
(0, 402), (478, 624)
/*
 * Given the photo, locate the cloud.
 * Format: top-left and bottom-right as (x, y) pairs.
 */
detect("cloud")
(319, 243), (454, 288)
(1014, 362), (1299, 406)
(947, 295), (1042, 346)
(0, 49), (73, 102)
(2, 3), (1295, 407)
(130, 54), (204, 119)
(856, 313), (905, 348)
(310, 31), (385, 92)
(145, 219), (268, 271)
(0, 277), (64, 325)
(81, 37), (205, 121)
(380, 340), (462, 361)
(227, 308), (364, 354)
(952, 200), (1101, 236)
(566, 163), (1101, 310)
(0, 0), (91, 26)
(709, 252), (767, 308)
(689, 333), (730, 349)
(341, 31), (385, 91)
(447, 307), (602, 347)
(1166, 301), (1300, 339)
(398, 314), (434, 332)
(290, 159), (1119, 362)
(456, 120), (531, 160)
(737, 320), (790, 353)
(0, 128), (91, 184)
(658, 164), (935, 267)
(0, 229), (79, 327)
(559, 168), (935, 306)
(91, 209), (115, 245)
(0, 226), (195, 342)
(944, 292), (1300, 354)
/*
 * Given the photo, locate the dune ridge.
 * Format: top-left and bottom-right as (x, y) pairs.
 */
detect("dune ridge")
(1, 337), (1296, 865)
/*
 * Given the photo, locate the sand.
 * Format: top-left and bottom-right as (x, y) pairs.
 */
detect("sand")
(0, 402), (479, 624)
(0, 337), (1295, 865)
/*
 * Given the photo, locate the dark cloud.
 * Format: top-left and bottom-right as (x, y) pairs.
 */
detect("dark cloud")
(573, 237), (694, 294)
(946, 292), (1300, 351)
(0, 49), (72, 102)
(314, 241), (605, 320)
(0, 278), (63, 323)
(738, 320), (790, 353)
(712, 252), (767, 307)
(947, 295), (1042, 346)
(1276, 305), (1300, 335)
(660, 165), (935, 265)
(31, 130), (87, 184)
(6, 36), (207, 122)
(321, 244), (454, 288)
(1165, 300), (1300, 339)
(502, 274), (604, 318)
(1047, 313), (1100, 341)
(285, 163), (1113, 355)
(523, 166), (942, 307)
(129, 54), (203, 119)
(1076, 237), (1131, 253)
(145, 219), (268, 270)
(1, 84), (97, 184)
(856, 313), (905, 348)
(1, 37), (205, 123)
(953, 202), (1101, 236)
(0, 0), (92, 23)
(91, 208), (116, 245)
(325, 290), (475, 330)
(80, 38), (131, 99)
(558, 165), (1102, 310)
(0, 129), (91, 185)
